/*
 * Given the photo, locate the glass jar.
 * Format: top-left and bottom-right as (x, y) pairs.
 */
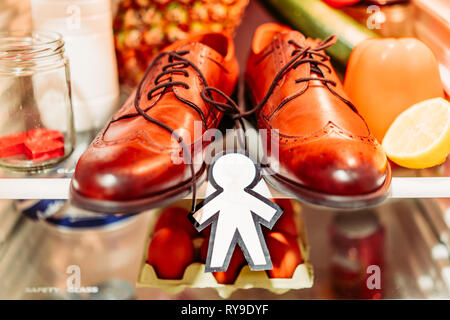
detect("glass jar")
(0, 31), (75, 171)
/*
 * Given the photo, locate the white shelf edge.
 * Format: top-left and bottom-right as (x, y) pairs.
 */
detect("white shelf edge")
(390, 177), (450, 198)
(0, 177), (449, 200)
(0, 179), (71, 199)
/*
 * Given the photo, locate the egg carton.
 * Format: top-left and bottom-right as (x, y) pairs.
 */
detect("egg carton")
(136, 200), (314, 299)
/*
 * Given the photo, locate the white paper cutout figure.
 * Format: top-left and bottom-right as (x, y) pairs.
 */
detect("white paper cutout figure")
(189, 151), (282, 272)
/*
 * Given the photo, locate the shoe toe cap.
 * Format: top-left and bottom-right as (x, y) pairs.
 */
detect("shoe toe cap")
(72, 144), (187, 201)
(280, 137), (389, 196)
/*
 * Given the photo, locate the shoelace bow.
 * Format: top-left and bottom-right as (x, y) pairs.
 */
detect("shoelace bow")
(219, 35), (357, 116)
(109, 36), (355, 214)
(201, 35), (358, 128)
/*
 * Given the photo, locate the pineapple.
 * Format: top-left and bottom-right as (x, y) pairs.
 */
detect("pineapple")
(113, 0), (249, 87)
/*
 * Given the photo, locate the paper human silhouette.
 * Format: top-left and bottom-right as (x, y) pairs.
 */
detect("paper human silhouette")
(189, 151), (282, 272)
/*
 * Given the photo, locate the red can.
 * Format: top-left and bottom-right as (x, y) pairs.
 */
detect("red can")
(329, 210), (385, 299)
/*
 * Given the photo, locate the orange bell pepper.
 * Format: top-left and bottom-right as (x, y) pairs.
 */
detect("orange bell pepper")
(344, 38), (444, 142)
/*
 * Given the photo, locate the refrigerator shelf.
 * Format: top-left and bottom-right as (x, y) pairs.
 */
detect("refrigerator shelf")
(0, 130), (449, 200)
(0, 176), (449, 200)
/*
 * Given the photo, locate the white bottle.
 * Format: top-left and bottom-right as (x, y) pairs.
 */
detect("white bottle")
(31, 0), (119, 132)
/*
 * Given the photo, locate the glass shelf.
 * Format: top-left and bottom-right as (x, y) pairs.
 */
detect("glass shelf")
(0, 177), (449, 200)
(0, 127), (449, 200)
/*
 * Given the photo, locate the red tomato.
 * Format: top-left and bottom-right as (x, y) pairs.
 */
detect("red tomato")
(200, 238), (246, 284)
(265, 231), (303, 279)
(322, 0), (361, 8)
(147, 227), (194, 279)
(154, 207), (198, 238)
(271, 199), (298, 237)
(200, 237), (208, 262)
(201, 226), (211, 238)
(273, 199), (294, 215)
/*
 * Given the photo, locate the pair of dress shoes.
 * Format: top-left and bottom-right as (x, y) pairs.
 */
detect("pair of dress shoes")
(70, 23), (391, 214)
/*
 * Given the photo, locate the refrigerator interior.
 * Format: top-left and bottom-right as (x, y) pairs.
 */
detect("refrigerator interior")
(0, 0), (449, 300)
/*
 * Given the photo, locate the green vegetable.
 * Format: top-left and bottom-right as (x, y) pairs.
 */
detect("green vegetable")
(265, 0), (379, 65)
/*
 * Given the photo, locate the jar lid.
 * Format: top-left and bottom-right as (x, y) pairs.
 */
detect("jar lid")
(332, 210), (380, 239)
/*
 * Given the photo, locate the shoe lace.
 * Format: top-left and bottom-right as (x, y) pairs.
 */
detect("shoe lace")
(106, 49), (242, 214)
(286, 35), (358, 113)
(145, 50), (215, 130)
(199, 36), (360, 162)
(208, 35), (358, 118)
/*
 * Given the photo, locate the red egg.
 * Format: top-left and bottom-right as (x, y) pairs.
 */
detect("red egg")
(201, 226), (211, 238)
(154, 206), (198, 238)
(200, 238), (246, 284)
(271, 199), (298, 237)
(147, 227), (194, 279)
(200, 236), (208, 262)
(265, 231), (303, 279)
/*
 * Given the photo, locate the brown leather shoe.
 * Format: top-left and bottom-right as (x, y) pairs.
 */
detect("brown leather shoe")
(245, 23), (391, 208)
(71, 33), (239, 213)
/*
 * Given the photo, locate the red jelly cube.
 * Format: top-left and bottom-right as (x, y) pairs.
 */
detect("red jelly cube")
(27, 128), (64, 143)
(24, 139), (65, 161)
(0, 132), (26, 158)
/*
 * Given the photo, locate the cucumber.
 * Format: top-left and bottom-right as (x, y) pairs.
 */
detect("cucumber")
(265, 0), (379, 65)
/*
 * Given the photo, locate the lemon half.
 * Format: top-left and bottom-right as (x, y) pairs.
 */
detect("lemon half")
(382, 97), (450, 169)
